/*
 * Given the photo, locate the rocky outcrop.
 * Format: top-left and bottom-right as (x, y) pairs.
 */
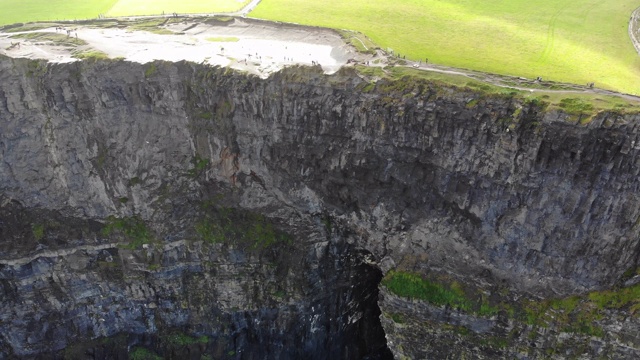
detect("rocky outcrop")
(0, 56), (639, 358)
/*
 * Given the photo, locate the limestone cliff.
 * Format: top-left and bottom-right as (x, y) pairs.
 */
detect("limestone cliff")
(0, 57), (639, 359)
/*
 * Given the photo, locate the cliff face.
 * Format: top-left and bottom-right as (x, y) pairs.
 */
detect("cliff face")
(0, 57), (639, 359)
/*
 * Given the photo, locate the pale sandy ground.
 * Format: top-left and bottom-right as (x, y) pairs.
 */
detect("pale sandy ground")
(0, 18), (376, 78)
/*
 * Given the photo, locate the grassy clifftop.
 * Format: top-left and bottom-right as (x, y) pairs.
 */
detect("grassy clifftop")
(251, 0), (640, 95)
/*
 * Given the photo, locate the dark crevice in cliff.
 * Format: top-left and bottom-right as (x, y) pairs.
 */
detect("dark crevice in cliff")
(354, 263), (394, 360)
(335, 248), (393, 360)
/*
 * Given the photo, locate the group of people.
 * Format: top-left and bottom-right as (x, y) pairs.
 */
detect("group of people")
(55, 26), (77, 38)
(239, 54), (319, 66)
(236, 54), (321, 67)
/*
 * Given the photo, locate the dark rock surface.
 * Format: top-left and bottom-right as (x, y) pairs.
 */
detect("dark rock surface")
(0, 56), (639, 358)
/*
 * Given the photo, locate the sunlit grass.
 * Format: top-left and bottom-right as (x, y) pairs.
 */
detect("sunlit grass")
(106, 0), (251, 16)
(251, 0), (640, 95)
(0, 0), (117, 25)
(0, 0), (250, 26)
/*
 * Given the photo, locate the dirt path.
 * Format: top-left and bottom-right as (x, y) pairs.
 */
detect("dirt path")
(417, 63), (640, 101)
(629, 6), (640, 55)
(367, 54), (640, 102)
(236, 0), (263, 16)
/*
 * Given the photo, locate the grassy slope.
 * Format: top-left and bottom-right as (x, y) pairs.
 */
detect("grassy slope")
(0, 0), (117, 25)
(106, 0), (250, 16)
(250, 0), (640, 95)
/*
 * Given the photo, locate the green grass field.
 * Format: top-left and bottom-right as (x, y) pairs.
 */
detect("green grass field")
(0, 0), (249, 25)
(250, 0), (640, 95)
(0, 0), (117, 25)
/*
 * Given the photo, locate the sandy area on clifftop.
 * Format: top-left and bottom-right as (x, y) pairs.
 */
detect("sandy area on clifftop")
(0, 17), (376, 78)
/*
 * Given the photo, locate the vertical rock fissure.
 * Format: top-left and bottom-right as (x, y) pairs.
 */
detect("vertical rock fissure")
(331, 245), (393, 360)
(352, 260), (394, 360)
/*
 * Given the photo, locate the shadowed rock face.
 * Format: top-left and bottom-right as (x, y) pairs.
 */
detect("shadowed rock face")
(0, 194), (390, 359)
(0, 57), (639, 358)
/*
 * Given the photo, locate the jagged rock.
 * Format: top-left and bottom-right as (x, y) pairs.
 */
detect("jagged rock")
(0, 57), (638, 358)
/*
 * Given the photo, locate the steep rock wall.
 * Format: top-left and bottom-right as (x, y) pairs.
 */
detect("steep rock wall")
(0, 57), (639, 358)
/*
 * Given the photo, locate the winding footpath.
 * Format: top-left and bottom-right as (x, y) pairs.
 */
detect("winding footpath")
(629, 6), (640, 55)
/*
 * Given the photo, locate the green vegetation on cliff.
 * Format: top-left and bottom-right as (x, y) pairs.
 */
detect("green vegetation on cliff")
(251, 0), (640, 95)
(129, 347), (162, 360)
(102, 216), (153, 249)
(164, 332), (209, 347)
(196, 201), (293, 249)
(188, 155), (209, 177)
(382, 271), (498, 316)
(31, 223), (45, 241)
(383, 270), (640, 339)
